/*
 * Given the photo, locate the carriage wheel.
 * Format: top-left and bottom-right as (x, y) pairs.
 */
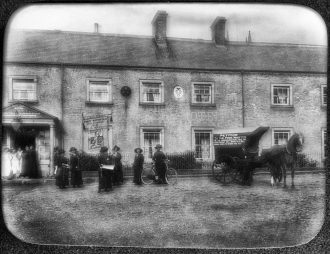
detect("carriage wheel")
(141, 167), (155, 185)
(166, 168), (178, 184)
(212, 162), (235, 184)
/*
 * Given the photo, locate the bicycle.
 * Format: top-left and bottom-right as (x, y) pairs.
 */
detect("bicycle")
(141, 160), (177, 185)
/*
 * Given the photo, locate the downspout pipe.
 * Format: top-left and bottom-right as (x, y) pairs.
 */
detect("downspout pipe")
(241, 71), (245, 128)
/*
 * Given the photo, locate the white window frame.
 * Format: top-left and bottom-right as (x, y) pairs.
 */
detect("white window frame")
(139, 80), (164, 104)
(321, 84), (327, 107)
(271, 84), (293, 106)
(271, 128), (293, 146)
(8, 76), (38, 102)
(86, 78), (112, 103)
(322, 128), (327, 160)
(140, 126), (165, 161)
(191, 82), (215, 104)
(192, 127), (213, 160)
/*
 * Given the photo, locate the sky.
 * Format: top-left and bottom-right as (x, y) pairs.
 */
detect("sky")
(7, 3), (327, 45)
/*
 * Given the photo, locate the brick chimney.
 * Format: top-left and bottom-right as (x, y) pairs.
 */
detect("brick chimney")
(152, 11), (168, 46)
(211, 17), (227, 46)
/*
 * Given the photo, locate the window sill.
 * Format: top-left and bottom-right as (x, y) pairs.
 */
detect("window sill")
(190, 103), (216, 108)
(321, 104), (327, 109)
(9, 100), (39, 105)
(270, 105), (294, 110)
(85, 101), (113, 106)
(139, 102), (165, 106)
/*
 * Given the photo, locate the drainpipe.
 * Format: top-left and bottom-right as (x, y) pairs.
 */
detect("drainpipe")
(241, 71), (245, 128)
(60, 64), (65, 149)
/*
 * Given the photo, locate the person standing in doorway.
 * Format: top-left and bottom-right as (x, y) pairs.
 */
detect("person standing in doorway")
(69, 147), (83, 188)
(20, 146), (30, 178)
(133, 148), (144, 185)
(29, 145), (42, 178)
(112, 145), (123, 185)
(152, 144), (168, 184)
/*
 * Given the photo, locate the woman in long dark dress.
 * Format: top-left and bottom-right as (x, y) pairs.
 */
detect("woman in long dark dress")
(55, 149), (69, 189)
(112, 145), (123, 185)
(97, 146), (113, 192)
(152, 144), (168, 184)
(69, 147), (83, 187)
(29, 145), (42, 178)
(20, 146), (30, 177)
(133, 148), (144, 185)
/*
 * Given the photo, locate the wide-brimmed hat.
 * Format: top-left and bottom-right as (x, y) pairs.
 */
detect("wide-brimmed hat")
(69, 147), (77, 153)
(155, 144), (162, 149)
(112, 145), (120, 151)
(134, 148), (143, 153)
(100, 146), (108, 153)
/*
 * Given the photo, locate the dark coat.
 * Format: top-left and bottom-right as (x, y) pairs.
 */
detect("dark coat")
(133, 153), (144, 184)
(113, 152), (123, 184)
(97, 153), (113, 191)
(152, 151), (167, 183)
(70, 154), (83, 187)
(55, 155), (69, 188)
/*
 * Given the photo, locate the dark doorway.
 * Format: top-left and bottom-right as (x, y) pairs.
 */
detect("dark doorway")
(12, 127), (37, 150)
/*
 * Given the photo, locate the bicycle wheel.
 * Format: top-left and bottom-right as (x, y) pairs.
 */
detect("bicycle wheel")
(141, 167), (155, 184)
(166, 168), (177, 184)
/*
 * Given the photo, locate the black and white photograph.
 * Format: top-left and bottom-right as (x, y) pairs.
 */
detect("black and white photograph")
(1, 3), (328, 250)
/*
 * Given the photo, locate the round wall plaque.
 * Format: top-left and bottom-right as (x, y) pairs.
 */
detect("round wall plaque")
(120, 86), (131, 97)
(174, 86), (184, 98)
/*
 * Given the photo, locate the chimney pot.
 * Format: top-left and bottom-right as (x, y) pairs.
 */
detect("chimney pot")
(152, 10), (168, 45)
(211, 17), (227, 46)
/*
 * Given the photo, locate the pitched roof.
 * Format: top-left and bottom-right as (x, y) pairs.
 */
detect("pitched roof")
(4, 29), (327, 73)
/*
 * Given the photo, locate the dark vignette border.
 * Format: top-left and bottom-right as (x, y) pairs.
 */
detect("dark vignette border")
(0, 0), (329, 253)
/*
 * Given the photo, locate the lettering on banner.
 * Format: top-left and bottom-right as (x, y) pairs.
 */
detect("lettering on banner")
(213, 133), (246, 146)
(88, 129), (105, 150)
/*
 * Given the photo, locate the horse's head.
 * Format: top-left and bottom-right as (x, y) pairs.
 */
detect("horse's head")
(287, 133), (304, 154)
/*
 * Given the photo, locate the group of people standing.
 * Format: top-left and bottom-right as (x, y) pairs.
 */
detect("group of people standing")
(54, 147), (84, 189)
(2, 146), (41, 179)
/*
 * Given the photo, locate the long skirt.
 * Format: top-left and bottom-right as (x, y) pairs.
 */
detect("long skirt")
(133, 165), (143, 184)
(113, 165), (123, 184)
(155, 162), (167, 184)
(71, 170), (83, 187)
(56, 166), (69, 188)
(98, 169), (113, 192)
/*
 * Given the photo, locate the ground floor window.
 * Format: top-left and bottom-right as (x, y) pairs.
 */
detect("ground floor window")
(272, 128), (292, 145)
(193, 129), (212, 159)
(140, 127), (164, 160)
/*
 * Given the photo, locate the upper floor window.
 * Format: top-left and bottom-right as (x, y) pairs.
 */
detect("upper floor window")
(192, 82), (214, 104)
(271, 84), (292, 106)
(9, 77), (37, 102)
(321, 84), (327, 106)
(86, 79), (112, 103)
(272, 128), (292, 145)
(140, 80), (164, 104)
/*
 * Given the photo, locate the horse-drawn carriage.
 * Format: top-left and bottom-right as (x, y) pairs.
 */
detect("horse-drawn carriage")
(212, 127), (269, 185)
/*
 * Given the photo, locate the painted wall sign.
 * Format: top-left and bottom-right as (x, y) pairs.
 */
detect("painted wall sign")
(213, 133), (246, 146)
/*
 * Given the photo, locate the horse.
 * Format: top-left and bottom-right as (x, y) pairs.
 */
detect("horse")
(260, 133), (304, 187)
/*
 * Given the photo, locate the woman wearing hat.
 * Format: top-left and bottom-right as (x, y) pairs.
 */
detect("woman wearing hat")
(97, 146), (113, 192)
(69, 147), (83, 188)
(112, 145), (123, 185)
(133, 148), (144, 185)
(152, 144), (168, 184)
(55, 149), (69, 189)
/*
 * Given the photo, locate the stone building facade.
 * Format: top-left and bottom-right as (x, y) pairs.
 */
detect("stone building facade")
(2, 11), (327, 176)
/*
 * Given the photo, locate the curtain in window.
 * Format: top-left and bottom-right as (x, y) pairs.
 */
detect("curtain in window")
(13, 80), (36, 100)
(143, 83), (161, 103)
(194, 84), (211, 103)
(274, 131), (289, 145)
(89, 83), (109, 102)
(273, 87), (289, 104)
